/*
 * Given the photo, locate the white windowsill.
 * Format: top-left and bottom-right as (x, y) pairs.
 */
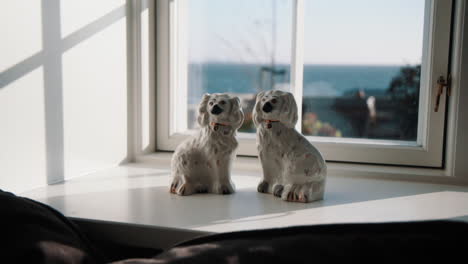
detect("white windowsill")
(21, 156), (468, 249)
(136, 152), (468, 184)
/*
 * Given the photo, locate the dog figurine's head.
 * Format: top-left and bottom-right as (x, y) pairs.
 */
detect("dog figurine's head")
(197, 93), (244, 130)
(253, 90), (298, 128)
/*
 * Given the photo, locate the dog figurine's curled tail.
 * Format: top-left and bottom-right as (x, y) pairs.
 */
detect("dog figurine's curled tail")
(253, 90), (327, 203)
(170, 93), (244, 196)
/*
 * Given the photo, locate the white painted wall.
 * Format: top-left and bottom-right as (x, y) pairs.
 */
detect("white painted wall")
(0, 1), (47, 194)
(0, 1), (129, 193)
(61, 0), (128, 180)
(0, 67), (48, 193)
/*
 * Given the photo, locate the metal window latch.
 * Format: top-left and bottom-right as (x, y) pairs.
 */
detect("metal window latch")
(434, 75), (450, 112)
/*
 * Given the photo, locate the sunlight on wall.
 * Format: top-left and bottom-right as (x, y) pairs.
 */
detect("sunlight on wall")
(0, 1), (42, 72)
(60, 0), (125, 37)
(1, 1), (130, 191)
(0, 67), (47, 193)
(62, 18), (128, 180)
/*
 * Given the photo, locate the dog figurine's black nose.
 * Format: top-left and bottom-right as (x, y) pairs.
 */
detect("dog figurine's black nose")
(211, 104), (223, 115)
(262, 102), (273, 113)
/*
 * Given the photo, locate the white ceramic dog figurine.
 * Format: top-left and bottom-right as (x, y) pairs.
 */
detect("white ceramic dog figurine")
(170, 93), (244, 196)
(253, 90), (327, 203)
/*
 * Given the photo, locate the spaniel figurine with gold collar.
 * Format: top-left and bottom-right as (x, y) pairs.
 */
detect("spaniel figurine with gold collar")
(170, 93), (244, 196)
(253, 90), (327, 203)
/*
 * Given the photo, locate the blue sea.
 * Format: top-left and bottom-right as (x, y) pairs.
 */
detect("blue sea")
(188, 63), (402, 104)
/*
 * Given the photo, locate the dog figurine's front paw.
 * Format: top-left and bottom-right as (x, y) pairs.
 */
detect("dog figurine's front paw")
(216, 182), (235, 195)
(174, 183), (196, 196)
(221, 185), (234, 195)
(281, 184), (308, 203)
(257, 181), (270, 193)
(273, 184), (284, 197)
(170, 180), (180, 194)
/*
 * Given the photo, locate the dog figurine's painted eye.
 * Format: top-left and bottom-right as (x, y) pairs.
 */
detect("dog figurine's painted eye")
(262, 98), (266, 101)
(271, 98), (277, 104)
(220, 100), (226, 105)
(209, 102), (214, 106)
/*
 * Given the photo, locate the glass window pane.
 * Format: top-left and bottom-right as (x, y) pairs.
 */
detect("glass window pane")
(302, 0), (425, 141)
(186, 0), (292, 133)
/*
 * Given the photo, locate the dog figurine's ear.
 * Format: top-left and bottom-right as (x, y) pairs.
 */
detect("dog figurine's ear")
(197, 93), (211, 127)
(279, 92), (298, 128)
(253, 91), (265, 127)
(229, 97), (244, 130)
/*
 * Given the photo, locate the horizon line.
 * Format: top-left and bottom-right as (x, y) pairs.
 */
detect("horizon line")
(188, 61), (421, 67)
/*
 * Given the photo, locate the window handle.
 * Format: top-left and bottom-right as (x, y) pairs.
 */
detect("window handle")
(434, 75), (449, 112)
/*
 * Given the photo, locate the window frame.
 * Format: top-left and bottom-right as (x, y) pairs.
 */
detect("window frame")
(155, 0), (453, 168)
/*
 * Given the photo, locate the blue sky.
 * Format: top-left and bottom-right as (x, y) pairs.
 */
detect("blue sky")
(188, 0), (425, 65)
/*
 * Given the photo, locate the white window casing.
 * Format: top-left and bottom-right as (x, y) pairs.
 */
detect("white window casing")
(155, 0), (454, 168)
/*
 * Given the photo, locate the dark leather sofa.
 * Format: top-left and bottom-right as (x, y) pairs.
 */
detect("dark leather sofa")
(2, 189), (467, 264)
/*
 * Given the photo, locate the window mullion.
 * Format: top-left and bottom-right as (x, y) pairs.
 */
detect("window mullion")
(127, 0), (143, 159)
(291, 0), (305, 132)
(170, 0), (188, 133)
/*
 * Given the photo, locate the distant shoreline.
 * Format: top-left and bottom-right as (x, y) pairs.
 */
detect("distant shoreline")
(187, 63), (410, 102)
(188, 62), (416, 67)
